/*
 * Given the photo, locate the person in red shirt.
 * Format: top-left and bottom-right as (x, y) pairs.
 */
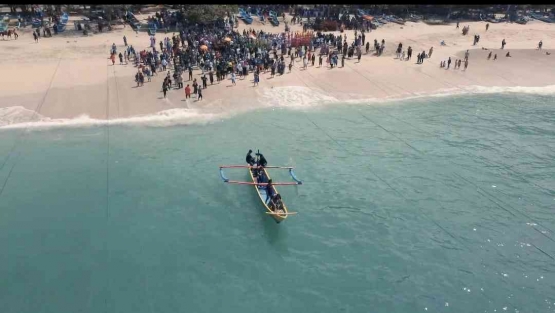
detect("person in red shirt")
(184, 84), (191, 99)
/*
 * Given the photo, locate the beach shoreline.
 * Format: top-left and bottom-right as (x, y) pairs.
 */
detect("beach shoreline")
(1, 17), (555, 127)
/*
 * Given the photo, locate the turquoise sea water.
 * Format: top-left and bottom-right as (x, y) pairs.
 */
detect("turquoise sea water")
(0, 93), (554, 313)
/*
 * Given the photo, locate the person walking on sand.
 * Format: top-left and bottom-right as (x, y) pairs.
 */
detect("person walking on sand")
(123, 35), (127, 46)
(118, 52), (123, 64)
(185, 84), (191, 99)
(464, 59), (468, 70)
(197, 88), (203, 101)
(487, 51), (492, 60)
(501, 39), (506, 49)
(494, 54), (497, 60)
(162, 81), (168, 98)
(188, 66), (193, 81)
(209, 71), (214, 85)
(110, 53), (116, 65)
(538, 40), (543, 50)
(429, 47), (433, 58)
(318, 54), (323, 67)
(447, 57), (452, 69)
(465, 50), (470, 61)
(33, 31), (38, 43)
(458, 59), (462, 68)
(486, 23), (489, 31)
(311, 53), (315, 66)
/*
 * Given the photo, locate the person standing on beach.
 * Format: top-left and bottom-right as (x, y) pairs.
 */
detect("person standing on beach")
(458, 59), (462, 69)
(464, 59), (468, 70)
(456, 21), (459, 29)
(162, 82), (168, 98)
(318, 54), (323, 67)
(110, 53), (116, 65)
(197, 88), (203, 101)
(538, 40), (543, 50)
(494, 54), (497, 60)
(209, 71), (214, 85)
(447, 57), (452, 69)
(487, 51), (492, 60)
(501, 39), (506, 49)
(231, 72), (236, 85)
(486, 23), (489, 31)
(201, 74), (207, 89)
(407, 47), (412, 60)
(311, 53), (315, 66)
(429, 47), (433, 58)
(119, 52), (123, 64)
(33, 31), (38, 43)
(185, 84), (191, 99)
(465, 50), (469, 61)
(123, 35), (127, 46)
(192, 79), (198, 96)
(188, 66), (193, 81)
(253, 72), (259, 87)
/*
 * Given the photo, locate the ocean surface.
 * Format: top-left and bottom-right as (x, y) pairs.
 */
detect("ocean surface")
(0, 92), (554, 313)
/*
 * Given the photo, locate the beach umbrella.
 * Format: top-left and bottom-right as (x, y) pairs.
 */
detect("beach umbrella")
(200, 45), (208, 51)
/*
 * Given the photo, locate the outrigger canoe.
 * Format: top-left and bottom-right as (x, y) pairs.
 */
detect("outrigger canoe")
(219, 164), (302, 223)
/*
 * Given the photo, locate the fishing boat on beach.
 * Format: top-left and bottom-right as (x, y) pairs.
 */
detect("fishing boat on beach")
(219, 151), (302, 223)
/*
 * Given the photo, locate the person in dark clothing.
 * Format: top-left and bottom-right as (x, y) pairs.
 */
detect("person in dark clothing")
(202, 75), (208, 89)
(197, 88), (203, 101)
(246, 149), (255, 166)
(265, 179), (275, 204)
(188, 66), (193, 80)
(162, 82), (168, 98)
(209, 71), (214, 85)
(256, 153), (268, 167)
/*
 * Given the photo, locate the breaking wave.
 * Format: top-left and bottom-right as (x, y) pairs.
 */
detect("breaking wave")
(2, 84), (555, 130)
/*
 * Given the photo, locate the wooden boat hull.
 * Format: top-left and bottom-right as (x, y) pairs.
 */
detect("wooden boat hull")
(248, 166), (288, 223)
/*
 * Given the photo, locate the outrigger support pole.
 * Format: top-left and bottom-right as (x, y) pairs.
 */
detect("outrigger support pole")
(219, 167), (229, 182)
(289, 169), (303, 185)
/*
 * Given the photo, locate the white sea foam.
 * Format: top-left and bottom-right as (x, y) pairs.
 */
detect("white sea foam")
(2, 84), (555, 130)
(259, 86), (338, 109)
(0, 106), (222, 130)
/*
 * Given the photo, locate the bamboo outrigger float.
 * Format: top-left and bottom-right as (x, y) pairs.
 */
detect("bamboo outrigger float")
(219, 155), (302, 223)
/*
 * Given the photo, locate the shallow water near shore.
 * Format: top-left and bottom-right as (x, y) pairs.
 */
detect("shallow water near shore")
(0, 93), (554, 313)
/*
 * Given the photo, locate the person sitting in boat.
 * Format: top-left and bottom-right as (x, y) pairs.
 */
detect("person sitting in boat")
(246, 149), (255, 166)
(265, 179), (275, 204)
(256, 152), (268, 167)
(257, 169), (267, 186)
(271, 193), (284, 212)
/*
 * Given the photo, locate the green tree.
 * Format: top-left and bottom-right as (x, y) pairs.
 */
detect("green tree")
(179, 5), (238, 24)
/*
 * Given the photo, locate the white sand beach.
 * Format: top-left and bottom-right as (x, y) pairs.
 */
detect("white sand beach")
(1, 14), (555, 126)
